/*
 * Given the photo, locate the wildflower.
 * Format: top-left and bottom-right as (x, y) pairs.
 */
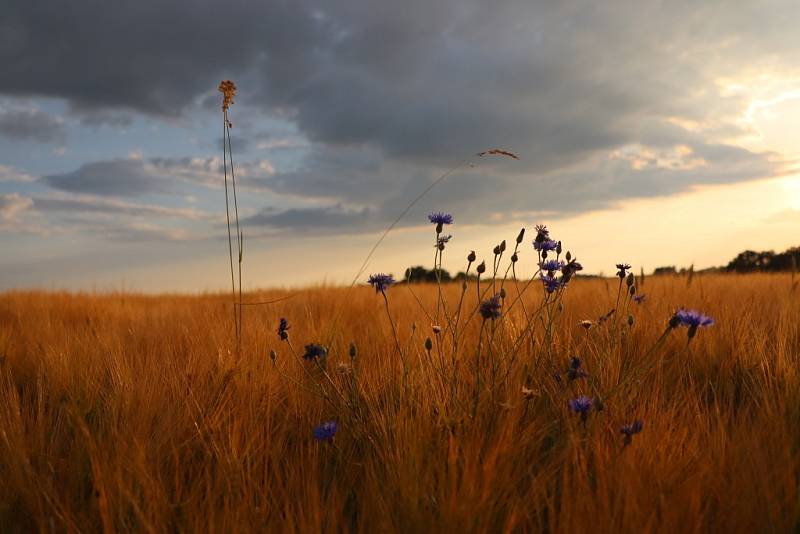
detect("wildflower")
(534, 224), (550, 242)
(428, 212), (453, 226)
(674, 309), (714, 339)
(313, 421), (338, 442)
(218, 80), (237, 111)
(277, 317), (290, 341)
(534, 239), (559, 252)
(567, 357), (589, 381)
(432, 325), (443, 334)
(579, 320), (594, 330)
(367, 273), (395, 294)
(479, 294), (502, 320)
(616, 263), (631, 279)
(569, 396), (594, 421)
(621, 420), (644, 446)
(303, 344), (327, 361)
(540, 259), (564, 274)
(633, 294), (646, 304)
(436, 235), (452, 250)
(541, 274), (564, 293)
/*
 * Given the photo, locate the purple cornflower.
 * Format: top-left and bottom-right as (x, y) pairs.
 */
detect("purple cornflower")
(674, 309), (714, 339)
(569, 396), (594, 421)
(541, 274), (564, 293)
(567, 357), (589, 381)
(277, 317), (290, 340)
(621, 420), (644, 446)
(632, 294), (646, 304)
(428, 212), (454, 226)
(303, 343), (328, 361)
(534, 239), (559, 252)
(674, 309), (714, 328)
(616, 263), (632, 279)
(540, 259), (564, 274)
(534, 224), (550, 241)
(479, 294), (502, 320)
(367, 273), (395, 293)
(313, 421), (338, 442)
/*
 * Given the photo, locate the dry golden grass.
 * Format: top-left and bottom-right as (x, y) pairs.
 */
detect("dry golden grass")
(0, 274), (798, 532)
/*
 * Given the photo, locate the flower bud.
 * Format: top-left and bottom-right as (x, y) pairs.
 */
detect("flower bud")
(511, 253), (518, 263)
(424, 337), (433, 351)
(269, 349), (277, 362)
(499, 240), (506, 252)
(493, 244), (501, 255)
(349, 342), (358, 359)
(467, 250), (476, 263)
(516, 228), (525, 244)
(477, 261), (486, 274)
(626, 272), (635, 287)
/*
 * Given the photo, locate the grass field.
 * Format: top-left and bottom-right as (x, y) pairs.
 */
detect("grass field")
(1, 272), (798, 532)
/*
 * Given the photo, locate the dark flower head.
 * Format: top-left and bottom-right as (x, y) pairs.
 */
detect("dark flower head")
(277, 317), (290, 340)
(540, 259), (564, 273)
(674, 309), (714, 328)
(428, 212), (454, 225)
(541, 274), (564, 293)
(621, 420), (644, 446)
(534, 224), (550, 242)
(621, 420), (644, 436)
(303, 343), (328, 361)
(567, 357), (589, 381)
(313, 421), (338, 442)
(534, 239), (559, 252)
(436, 235), (452, 250)
(632, 294), (646, 304)
(569, 396), (593, 416)
(479, 294), (502, 320)
(616, 263), (632, 278)
(367, 273), (396, 293)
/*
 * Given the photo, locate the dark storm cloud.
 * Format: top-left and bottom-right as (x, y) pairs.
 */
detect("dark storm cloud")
(0, 105), (66, 143)
(4, 0), (798, 230)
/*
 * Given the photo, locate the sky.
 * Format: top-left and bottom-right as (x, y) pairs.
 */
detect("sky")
(1, 0), (799, 292)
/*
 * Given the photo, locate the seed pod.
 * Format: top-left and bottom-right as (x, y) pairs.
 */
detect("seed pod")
(511, 253), (518, 263)
(477, 261), (486, 274)
(467, 250), (476, 263)
(516, 228), (525, 244)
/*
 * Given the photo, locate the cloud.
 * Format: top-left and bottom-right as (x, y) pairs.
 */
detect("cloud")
(4, 0), (798, 231)
(0, 102), (66, 143)
(244, 204), (373, 230)
(39, 156), (276, 197)
(0, 193), (33, 227)
(32, 194), (217, 221)
(0, 165), (35, 183)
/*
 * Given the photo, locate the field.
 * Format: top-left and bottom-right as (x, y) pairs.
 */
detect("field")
(0, 272), (798, 532)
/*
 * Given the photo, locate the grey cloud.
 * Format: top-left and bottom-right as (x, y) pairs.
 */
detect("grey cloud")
(33, 195), (216, 221)
(4, 0), (798, 230)
(42, 159), (166, 197)
(0, 105), (66, 143)
(244, 204), (373, 231)
(0, 193), (33, 227)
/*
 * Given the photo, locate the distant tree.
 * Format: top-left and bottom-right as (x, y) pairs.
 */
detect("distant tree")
(653, 266), (677, 276)
(403, 266), (451, 283)
(725, 247), (800, 273)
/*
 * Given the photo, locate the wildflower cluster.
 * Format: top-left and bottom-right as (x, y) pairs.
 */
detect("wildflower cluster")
(218, 80), (237, 111)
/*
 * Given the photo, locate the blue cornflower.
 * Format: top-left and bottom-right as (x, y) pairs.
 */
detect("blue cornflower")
(313, 421), (338, 442)
(479, 294), (502, 320)
(569, 396), (594, 420)
(632, 294), (646, 304)
(674, 309), (714, 328)
(534, 239), (559, 252)
(428, 212), (454, 226)
(303, 343), (328, 361)
(541, 274), (564, 293)
(367, 273), (396, 293)
(567, 357), (589, 381)
(540, 259), (564, 273)
(277, 317), (290, 340)
(621, 420), (644, 446)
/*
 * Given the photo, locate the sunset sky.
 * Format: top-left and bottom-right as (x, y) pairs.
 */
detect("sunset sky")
(1, 1), (799, 292)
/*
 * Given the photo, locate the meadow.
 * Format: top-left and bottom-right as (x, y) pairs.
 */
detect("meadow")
(0, 229), (798, 533)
